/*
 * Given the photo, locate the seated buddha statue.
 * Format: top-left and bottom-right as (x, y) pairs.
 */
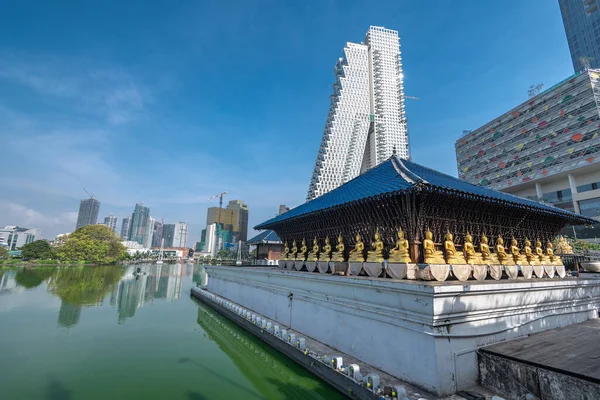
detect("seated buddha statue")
(298, 238), (308, 261)
(290, 240), (298, 260)
(282, 241), (290, 260)
(547, 241), (564, 266)
(389, 228), (412, 263)
(348, 233), (366, 263)
(480, 234), (499, 264)
(464, 232), (484, 264)
(496, 236), (514, 265)
(535, 240), (549, 264)
(307, 237), (319, 262)
(318, 236), (332, 262)
(523, 238), (538, 266)
(444, 231), (466, 264)
(510, 238), (528, 265)
(330, 234), (345, 262)
(423, 229), (445, 264)
(366, 231), (385, 263)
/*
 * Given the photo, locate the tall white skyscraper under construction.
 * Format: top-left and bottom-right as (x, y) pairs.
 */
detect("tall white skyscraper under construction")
(307, 26), (408, 200)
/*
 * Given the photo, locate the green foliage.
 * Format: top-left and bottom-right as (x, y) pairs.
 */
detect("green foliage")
(569, 239), (600, 252)
(0, 246), (8, 258)
(20, 240), (54, 260)
(56, 225), (127, 264)
(15, 267), (57, 289)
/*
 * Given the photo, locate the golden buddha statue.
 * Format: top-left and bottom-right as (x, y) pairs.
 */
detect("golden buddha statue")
(524, 238), (538, 266)
(307, 237), (319, 262)
(547, 241), (564, 266)
(282, 241), (290, 260)
(510, 238), (528, 265)
(464, 232), (484, 264)
(366, 231), (384, 263)
(348, 233), (366, 263)
(290, 240), (298, 260)
(318, 236), (332, 262)
(535, 240), (549, 264)
(330, 234), (345, 262)
(298, 238), (308, 260)
(389, 228), (412, 263)
(423, 229), (445, 264)
(444, 231), (466, 264)
(480, 234), (498, 264)
(557, 236), (574, 255)
(496, 236), (514, 265)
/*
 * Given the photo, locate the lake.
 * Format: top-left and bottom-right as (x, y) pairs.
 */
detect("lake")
(0, 264), (344, 400)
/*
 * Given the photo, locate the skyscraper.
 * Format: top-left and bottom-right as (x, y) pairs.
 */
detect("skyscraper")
(559, 0), (600, 71)
(162, 224), (175, 247)
(103, 215), (117, 232)
(206, 207), (235, 232)
(227, 200), (249, 242)
(129, 203), (150, 245)
(143, 216), (155, 248)
(76, 198), (100, 230)
(152, 220), (163, 248)
(307, 26), (408, 200)
(173, 222), (188, 247)
(120, 217), (131, 240)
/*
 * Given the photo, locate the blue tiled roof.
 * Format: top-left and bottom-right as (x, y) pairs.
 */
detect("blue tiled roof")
(255, 156), (595, 229)
(247, 230), (281, 244)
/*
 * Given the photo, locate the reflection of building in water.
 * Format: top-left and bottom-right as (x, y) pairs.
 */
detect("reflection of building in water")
(110, 265), (183, 323)
(58, 302), (82, 327)
(0, 269), (18, 293)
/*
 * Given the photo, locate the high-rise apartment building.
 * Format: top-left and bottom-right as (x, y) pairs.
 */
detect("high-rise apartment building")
(120, 217), (131, 240)
(307, 26), (408, 200)
(455, 69), (600, 222)
(559, 0), (600, 72)
(227, 200), (249, 242)
(129, 203), (150, 245)
(143, 216), (155, 248)
(152, 220), (163, 248)
(162, 224), (175, 247)
(173, 222), (188, 248)
(206, 207), (235, 232)
(75, 198), (100, 230)
(103, 215), (117, 232)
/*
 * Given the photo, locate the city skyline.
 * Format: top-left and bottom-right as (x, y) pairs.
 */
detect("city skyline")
(307, 26), (408, 200)
(0, 1), (577, 242)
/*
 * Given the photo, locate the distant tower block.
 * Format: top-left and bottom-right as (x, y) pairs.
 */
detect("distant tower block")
(307, 26), (409, 201)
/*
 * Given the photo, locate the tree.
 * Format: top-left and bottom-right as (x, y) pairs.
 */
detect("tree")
(0, 246), (8, 258)
(21, 240), (54, 260)
(56, 225), (127, 264)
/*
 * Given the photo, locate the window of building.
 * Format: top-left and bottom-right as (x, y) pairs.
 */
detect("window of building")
(577, 181), (600, 193)
(579, 197), (600, 218)
(542, 188), (572, 204)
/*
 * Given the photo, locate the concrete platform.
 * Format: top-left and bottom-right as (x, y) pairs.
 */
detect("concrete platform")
(479, 319), (600, 399)
(203, 266), (600, 396)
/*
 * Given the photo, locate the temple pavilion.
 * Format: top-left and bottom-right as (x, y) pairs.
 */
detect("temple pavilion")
(255, 156), (593, 269)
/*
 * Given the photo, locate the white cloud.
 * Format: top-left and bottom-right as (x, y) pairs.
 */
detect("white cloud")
(0, 202), (78, 237)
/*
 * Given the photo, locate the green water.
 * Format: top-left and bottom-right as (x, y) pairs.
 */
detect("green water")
(0, 264), (344, 400)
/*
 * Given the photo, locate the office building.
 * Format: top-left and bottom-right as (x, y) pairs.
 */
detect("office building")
(205, 223), (218, 257)
(173, 222), (188, 248)
(559, 0), (600, 71)
(143, 217), (155, 249)
(227, 200), (249, 242)
(162, 224), (175, 248)
(152, 220), (163, 248)
(307, 26), (409, 200)
(103, 215), (117, 233)
(0, 226), (40, 250)
(206, 207), (235, 232)
(120, 217), (131, 240)
(455, 69), (600, 222)
(129, 203), (150, 245)
(75, 198), (100, 230)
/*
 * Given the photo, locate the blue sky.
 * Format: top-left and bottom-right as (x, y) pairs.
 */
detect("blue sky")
(0, 0), (575, 243)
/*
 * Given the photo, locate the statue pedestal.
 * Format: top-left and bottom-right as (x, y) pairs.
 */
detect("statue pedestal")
(533, 265), (544, 278)
(278, 260), (287, 269)
(305, 261), (317, 273)
(545, 265), (556, 278)
(451, 264), (471, 281)
(520, 264), (533, 279)
(556, 265), (566, 278)
(407, 264), (420, 280)
(292, 260), (305, 271)
(387, 263), (409, 280)
(472, 264), (487, 281)
(489, 265), (503, 280)
(317, 261), (330, 274)
(347, 262), (363, 276)
(421, 264), (450, 282)
(505, 264), (519, 279)
(363, 262), (383, 278)
(331, 262), (347, 275)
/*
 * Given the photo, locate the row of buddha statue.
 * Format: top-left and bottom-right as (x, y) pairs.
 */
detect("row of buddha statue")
(282, 229), (563, 266)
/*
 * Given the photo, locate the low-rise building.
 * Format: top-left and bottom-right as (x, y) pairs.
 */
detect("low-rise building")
(247, 230), (282, 266)
(0, 226), (40, 250)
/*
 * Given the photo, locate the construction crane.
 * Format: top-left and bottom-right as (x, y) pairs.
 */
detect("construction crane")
(83, 188), (95, 199)
(207, 191), (228, 255)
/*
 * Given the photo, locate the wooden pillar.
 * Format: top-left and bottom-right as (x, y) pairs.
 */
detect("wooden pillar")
(410, 241), (420, 264)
